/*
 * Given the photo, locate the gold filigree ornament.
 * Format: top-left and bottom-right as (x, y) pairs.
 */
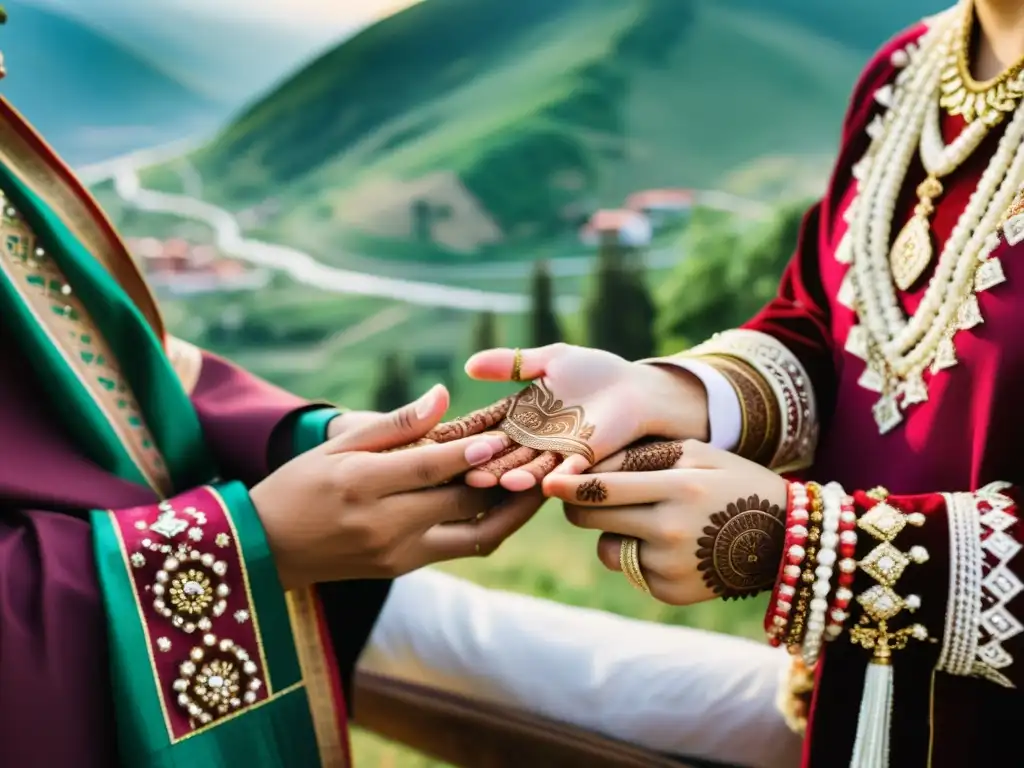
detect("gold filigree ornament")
(939, 1), (1024, 125)
(173, 637), (263, 726)
(500, 380), (596, 462)
(152, 551), (231, 634)
(848, 494), (934, 768)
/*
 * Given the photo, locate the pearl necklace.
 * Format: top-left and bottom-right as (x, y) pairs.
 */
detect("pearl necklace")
(840, 12), (1024, 434)
(888, 98), (996, 291)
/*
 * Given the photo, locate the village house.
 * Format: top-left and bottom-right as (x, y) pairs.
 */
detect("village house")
(624, 188), (695, 227)
(578, 208), (653, 248)
(126, 237), (269, 296)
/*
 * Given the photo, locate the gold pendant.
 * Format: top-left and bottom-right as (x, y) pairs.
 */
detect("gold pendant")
(889, 177), (942, 291)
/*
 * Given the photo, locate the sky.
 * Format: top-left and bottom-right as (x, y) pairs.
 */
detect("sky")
(16, 0), (428, 102)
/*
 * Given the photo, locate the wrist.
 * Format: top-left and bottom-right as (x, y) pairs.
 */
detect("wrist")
(635, 362), (710, 440)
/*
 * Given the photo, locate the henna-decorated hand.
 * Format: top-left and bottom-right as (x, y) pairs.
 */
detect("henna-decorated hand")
(544, 440), (788, 606)
(462, 344), (710, 491)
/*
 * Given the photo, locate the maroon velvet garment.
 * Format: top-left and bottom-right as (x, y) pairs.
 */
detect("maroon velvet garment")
(0, 322), (390, 766)
(745, 21), (1024, 767)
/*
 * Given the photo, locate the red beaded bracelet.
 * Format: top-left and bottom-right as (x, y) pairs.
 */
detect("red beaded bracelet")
(767, 482), (811, 646)
(825, 494), (858, 641)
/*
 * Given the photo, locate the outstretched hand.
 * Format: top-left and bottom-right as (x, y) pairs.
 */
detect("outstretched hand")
(459, 343), (711, 491)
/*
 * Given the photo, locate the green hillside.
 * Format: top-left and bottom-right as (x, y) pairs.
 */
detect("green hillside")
(1, 0), (221, 164)
(190, 0), (942, 260)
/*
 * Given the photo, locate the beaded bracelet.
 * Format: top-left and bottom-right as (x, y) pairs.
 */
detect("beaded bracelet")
(785, 483), (823, 652)
(767, 482), (811, 646)
(801, 483), (843, 665)
(825, 494), (858, 641)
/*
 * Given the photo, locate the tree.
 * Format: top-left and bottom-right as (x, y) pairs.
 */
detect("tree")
(584, 242), (656, 360)
(471, 310), (499, 352)
(372, 352), (413, 413)
(529, 260), (563, 346)
(658, 202), (810, 348)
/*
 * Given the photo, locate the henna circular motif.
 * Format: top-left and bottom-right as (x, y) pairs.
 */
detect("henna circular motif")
(695, 495), (785, 600)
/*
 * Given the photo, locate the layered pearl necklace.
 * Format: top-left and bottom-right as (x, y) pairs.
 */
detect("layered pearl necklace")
(839, 9), (1024, 434)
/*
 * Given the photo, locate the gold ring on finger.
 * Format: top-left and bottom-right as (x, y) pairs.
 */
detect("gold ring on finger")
(619, 537), (651, 594)
(511, 348), (523, 382)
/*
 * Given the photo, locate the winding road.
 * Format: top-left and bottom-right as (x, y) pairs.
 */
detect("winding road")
(81, 140), (767, 314)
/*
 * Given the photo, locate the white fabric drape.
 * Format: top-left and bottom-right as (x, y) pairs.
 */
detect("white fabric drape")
(359, 569), (802, 768)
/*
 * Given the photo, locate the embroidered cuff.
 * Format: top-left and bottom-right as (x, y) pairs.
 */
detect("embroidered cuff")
(938, 482), (1020, 687)
(94, 482), (302, 741)
(684, 329), (818, 472)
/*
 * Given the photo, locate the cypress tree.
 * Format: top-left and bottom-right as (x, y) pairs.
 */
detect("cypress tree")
(471, 310), (499, 352)
(372, 352), (413, 412)
(529, 260), (563, 347)
(585, 242), (656, 360)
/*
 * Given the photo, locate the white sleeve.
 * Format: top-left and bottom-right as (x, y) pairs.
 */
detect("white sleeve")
(647, 358), (742, 451)
(358, 569), (802, 768)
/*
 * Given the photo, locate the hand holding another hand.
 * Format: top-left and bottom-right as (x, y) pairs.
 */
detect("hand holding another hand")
(252, 385), (544, 589)
(546, 440), (788, 606)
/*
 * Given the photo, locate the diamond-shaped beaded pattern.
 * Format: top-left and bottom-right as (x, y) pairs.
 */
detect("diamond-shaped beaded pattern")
(858, 503), (906, 542)
(859, 542), (911, 586)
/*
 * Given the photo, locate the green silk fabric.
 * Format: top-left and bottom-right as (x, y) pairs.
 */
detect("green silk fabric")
(293, 407), (342, 456)
(0, 160), (325, 767)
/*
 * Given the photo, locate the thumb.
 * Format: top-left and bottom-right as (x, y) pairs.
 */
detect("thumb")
(325, 384), (449, 454)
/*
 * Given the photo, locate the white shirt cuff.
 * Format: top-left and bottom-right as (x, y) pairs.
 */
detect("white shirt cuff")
(647, 359), (742, 451)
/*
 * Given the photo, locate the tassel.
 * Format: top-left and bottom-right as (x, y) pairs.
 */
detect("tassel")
(850, 656), (893, 768)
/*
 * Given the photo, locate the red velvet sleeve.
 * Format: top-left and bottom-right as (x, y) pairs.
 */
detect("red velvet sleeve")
(189, 350), (317, 486)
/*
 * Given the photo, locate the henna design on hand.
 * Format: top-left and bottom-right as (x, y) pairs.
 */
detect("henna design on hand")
(695, 495), (785, 600)
(520, 451), (561, 482)
(621, 440), (685, 472)
(426, 397), (513, 443)
(500, 381), (596, 462)
(481, 445), (539, 477)
(575, 478), (609, 503)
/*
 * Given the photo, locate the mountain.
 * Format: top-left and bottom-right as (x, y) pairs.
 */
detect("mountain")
(192, 0), (947, 258)
(0, 0), (221, 165)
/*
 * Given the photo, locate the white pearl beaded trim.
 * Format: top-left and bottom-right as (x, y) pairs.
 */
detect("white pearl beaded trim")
(801, 482), (843, 665)
(939, 482), (1021, 688)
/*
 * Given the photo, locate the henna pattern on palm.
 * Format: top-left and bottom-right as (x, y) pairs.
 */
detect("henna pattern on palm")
(500, 381), (596, 462)
(621, 440), (685, 472)
(695, 495), (785, 600)
(575, 479), (608, 503)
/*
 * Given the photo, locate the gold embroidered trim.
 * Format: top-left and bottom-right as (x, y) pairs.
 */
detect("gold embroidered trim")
(0, 195), (171, 495)
(286, 588), (350, 767)
(166, 335), (204, 396)
(0, 96), (164, 337)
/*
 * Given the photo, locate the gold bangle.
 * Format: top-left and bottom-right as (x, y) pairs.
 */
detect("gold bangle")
(620, 537), (651, 594)
(699, 353), (781, 466)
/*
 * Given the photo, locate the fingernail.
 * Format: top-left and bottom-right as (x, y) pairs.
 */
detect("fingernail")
(415, 385), (440, 419)
(465, 440), (496, 465)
